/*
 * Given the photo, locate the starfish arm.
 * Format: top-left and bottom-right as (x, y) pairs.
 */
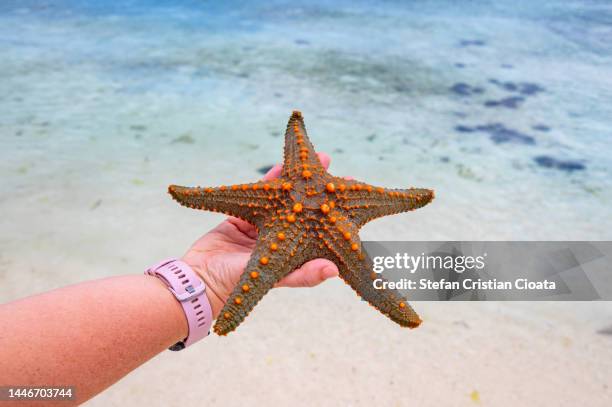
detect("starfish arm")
(282, 110), (326, 179)
(328, 177), (434, 226)
(168, 181), (284, 226)
(321, 220), (422, 328)
(338, 257), (422, 328)
(213, 225), (313, 335)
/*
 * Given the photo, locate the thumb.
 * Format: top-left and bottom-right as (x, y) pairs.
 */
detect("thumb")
(275, 259), (339, 288)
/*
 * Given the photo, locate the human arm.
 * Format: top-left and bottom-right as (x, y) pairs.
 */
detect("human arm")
(0, 153), (339, 405)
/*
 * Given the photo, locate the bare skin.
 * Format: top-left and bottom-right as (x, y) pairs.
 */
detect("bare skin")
(0, 153), (338, 405)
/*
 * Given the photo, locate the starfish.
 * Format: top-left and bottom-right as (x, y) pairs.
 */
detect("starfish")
(168, 111), (434, 335)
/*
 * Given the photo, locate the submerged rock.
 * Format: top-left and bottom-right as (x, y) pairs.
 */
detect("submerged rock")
(533, 156), (585, 172)
(489, 79), (545, 95)
(171, 134), (195, 144)
(478, 123), (535, 144)
(450, 82), (484, 96)
(459, 39), (486, 47)
(519, 82), (545, 96)
(484, 96), (525, 109)
(456, 123), (535, 145)
(455, 125), (475, 133)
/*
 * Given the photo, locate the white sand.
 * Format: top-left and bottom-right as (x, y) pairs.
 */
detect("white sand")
(88, 294), (612, 406)
(2, 201), (611, 406)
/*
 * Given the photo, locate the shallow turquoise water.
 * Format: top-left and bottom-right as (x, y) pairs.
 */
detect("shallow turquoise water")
(1, 0), (611, 245)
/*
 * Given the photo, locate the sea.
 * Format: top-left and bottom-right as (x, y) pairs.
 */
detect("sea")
(1, 1), (611, 293)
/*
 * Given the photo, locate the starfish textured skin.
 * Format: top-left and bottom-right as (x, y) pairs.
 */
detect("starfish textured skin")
(168, 111), (434, 335)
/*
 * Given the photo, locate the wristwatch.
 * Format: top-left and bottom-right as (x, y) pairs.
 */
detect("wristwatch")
(145, 258), (213, 351)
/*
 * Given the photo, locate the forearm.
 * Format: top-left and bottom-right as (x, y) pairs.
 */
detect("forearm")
(0, 275), (190, 404)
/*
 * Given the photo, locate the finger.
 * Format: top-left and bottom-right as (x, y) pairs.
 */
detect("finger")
(343, 176), (354, 180)
(263, 164), (283, 181)
(275, 259), (339, 288)
(225, 217), (258, 239)
(317, 152), (331, 170)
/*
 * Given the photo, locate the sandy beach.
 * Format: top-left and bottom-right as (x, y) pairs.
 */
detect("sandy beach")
(2, 192), (611, 406)
(1, 0), (612, 405)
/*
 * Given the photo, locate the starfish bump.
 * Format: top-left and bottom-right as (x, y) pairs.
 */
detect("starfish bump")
(168, 111), (434, 335)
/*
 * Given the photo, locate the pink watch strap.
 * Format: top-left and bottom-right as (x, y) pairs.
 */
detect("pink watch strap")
(145, 258), (212, 351)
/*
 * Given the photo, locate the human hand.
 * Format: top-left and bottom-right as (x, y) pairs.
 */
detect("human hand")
(181, 152), (339, 319)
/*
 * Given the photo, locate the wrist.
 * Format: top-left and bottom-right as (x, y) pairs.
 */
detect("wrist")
(145, 258), (212, 349)
(181, 256), (225, 320)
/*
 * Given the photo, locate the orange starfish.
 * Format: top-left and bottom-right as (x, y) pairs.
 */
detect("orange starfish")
(169, 111), (434, 335)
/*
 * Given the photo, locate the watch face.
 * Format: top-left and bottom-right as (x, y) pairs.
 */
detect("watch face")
(168, 342), (186, 352)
